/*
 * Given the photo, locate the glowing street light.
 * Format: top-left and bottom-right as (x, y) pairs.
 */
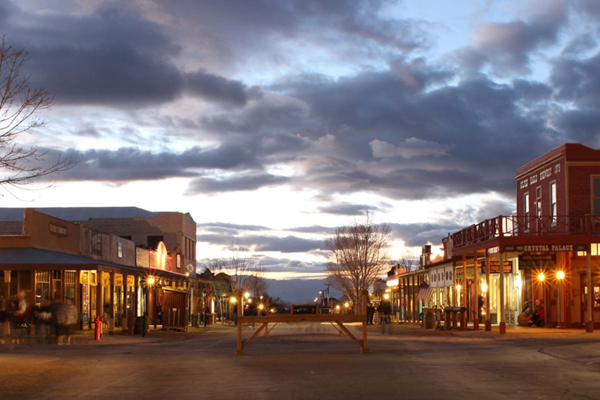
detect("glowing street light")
(537, 272), (545, 282)
(556, 270), (565, 328)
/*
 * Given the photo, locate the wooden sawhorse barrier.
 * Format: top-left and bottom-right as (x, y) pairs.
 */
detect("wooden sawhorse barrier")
(235, 291), (369, 355)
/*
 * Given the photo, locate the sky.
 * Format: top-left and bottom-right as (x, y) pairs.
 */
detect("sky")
(2, 0), (600, 281)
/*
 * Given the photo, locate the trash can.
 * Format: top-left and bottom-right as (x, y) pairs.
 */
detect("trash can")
(424, 312), (435, 329)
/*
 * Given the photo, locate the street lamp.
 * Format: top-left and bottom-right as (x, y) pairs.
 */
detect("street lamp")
(537, 272), (546, 327)
(143, 276), (156, 337)
(556, 270), (565, 328)
(230, 296), (238, 325)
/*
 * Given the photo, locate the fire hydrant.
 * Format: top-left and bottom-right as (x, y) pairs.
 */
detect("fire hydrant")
(95, 316), (104, 341)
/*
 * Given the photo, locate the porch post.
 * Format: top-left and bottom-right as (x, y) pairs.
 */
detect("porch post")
(461, 253), (467, 330)
(96, 272), (103, 324)
(499, 251), (506, 334)
(109, 271), (116, 335)
(485, 252), (492, 331)
(586, 247), (593, 333)
(3, 270), (11, 338)
(473, 251), (479, 330)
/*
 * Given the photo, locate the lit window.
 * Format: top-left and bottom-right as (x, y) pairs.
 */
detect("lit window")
(550, 182), (557, 225)
(117, 242), (123, 258)
(524, 192), (530, 231)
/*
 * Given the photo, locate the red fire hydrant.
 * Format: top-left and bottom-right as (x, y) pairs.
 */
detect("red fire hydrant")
(95, 316), (104, 341)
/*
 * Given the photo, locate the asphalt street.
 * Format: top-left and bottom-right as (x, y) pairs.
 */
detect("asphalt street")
(1, 323), (600, 400)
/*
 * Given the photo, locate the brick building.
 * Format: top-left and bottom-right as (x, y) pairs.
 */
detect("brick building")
(447, 143), (600, 333)
(0, 207), (201, 336)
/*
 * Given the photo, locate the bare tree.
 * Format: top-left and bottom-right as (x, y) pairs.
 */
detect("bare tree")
(325, 213), (391, 312)
(246, 262), (269, 298)
(0, 37), (74, 190)
(399, 250), (417, 272)
(211, 241), (253, 292)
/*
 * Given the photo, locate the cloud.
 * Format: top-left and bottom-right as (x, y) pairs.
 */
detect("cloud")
(187, 172), (290, 193)
(370, 138), (453, 159)
(43, 145), (260, 182)
(199, 222), (270, 233)
(316, 202), (385, 216)
(252, 235), (326, 253)
(185, 69), (249, 107)
(460, 0), (568, 74)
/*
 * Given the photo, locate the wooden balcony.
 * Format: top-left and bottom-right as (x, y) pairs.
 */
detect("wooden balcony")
(450, 214), (599, 252)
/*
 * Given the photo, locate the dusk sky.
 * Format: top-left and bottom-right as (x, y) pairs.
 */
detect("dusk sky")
(2, 0), (600, 280)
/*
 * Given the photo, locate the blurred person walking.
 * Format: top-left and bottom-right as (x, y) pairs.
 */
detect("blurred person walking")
(56, 299), (79, 345)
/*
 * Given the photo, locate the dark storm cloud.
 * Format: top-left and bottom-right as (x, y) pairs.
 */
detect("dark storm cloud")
(316, 203), (385, 216)
(551, 53), (600, 109)
(287, 226), (336, 234)
(188, 173), (290, 194)
(185, 70), (248, 107)
(8, 0), (600, 205)
(459, 0), (568, 74)
(44, 145), (260, 182)
(153, 0), (428, 60)
(251, 235), (326, 253)
(199, 222), (270, 233)
(197, 231), (326, 253)
(555, 110), (600, 145)
(2, 3), (253, 107)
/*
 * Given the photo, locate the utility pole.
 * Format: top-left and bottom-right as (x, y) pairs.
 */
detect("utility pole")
(324, 284), (331, 309)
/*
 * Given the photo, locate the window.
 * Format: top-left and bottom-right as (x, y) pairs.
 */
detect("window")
(524, 192), (530, 231)
(550, 182), (557, 225)
(578, 243), (600, 257)
(35, 271), (50, 306)
(117, 242), (123, 258)
(593, 178), (600, 215)
(147, 235), (164, 250)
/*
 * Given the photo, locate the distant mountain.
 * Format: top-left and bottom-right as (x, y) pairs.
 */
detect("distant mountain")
(266, 278), (341, 305)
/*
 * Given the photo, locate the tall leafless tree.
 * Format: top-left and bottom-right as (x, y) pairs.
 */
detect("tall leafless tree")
(0, 37), (74, 191)
(246, 262), (269, 298)
(325, 213), (391, 312)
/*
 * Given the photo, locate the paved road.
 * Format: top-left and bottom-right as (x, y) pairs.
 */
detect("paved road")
(1, 323), (600, 399)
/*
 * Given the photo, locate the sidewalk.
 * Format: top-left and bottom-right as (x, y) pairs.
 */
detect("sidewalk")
(368, 321), (600, 341)
(0, 322), (237, 349)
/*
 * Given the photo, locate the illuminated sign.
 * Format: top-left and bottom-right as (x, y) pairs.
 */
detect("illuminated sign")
(503, 244), (586, 252)
(480, 260), (513, 274)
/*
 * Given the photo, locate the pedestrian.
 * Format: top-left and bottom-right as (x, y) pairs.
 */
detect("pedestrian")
(367, 303), (375, 325)
(34, 300), (53, 344)
(56, 299), (79, 345)
(10, 291), (30, 345)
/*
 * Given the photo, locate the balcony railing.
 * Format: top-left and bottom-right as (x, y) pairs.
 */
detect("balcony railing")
(450, 214), (599, 250)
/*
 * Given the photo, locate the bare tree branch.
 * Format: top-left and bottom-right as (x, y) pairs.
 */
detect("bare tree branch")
(0, 36), (75, 190)
(325, 212), (391, 312)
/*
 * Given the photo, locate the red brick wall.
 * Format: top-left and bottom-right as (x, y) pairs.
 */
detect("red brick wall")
(568, 165), (600, 218)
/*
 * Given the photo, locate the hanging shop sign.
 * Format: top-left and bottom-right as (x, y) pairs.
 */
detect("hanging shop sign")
(503, 244), (586, 252)
(455, 266), (474, 281)
(518, 254), (557, 269)
(480, 260), (513, 274)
